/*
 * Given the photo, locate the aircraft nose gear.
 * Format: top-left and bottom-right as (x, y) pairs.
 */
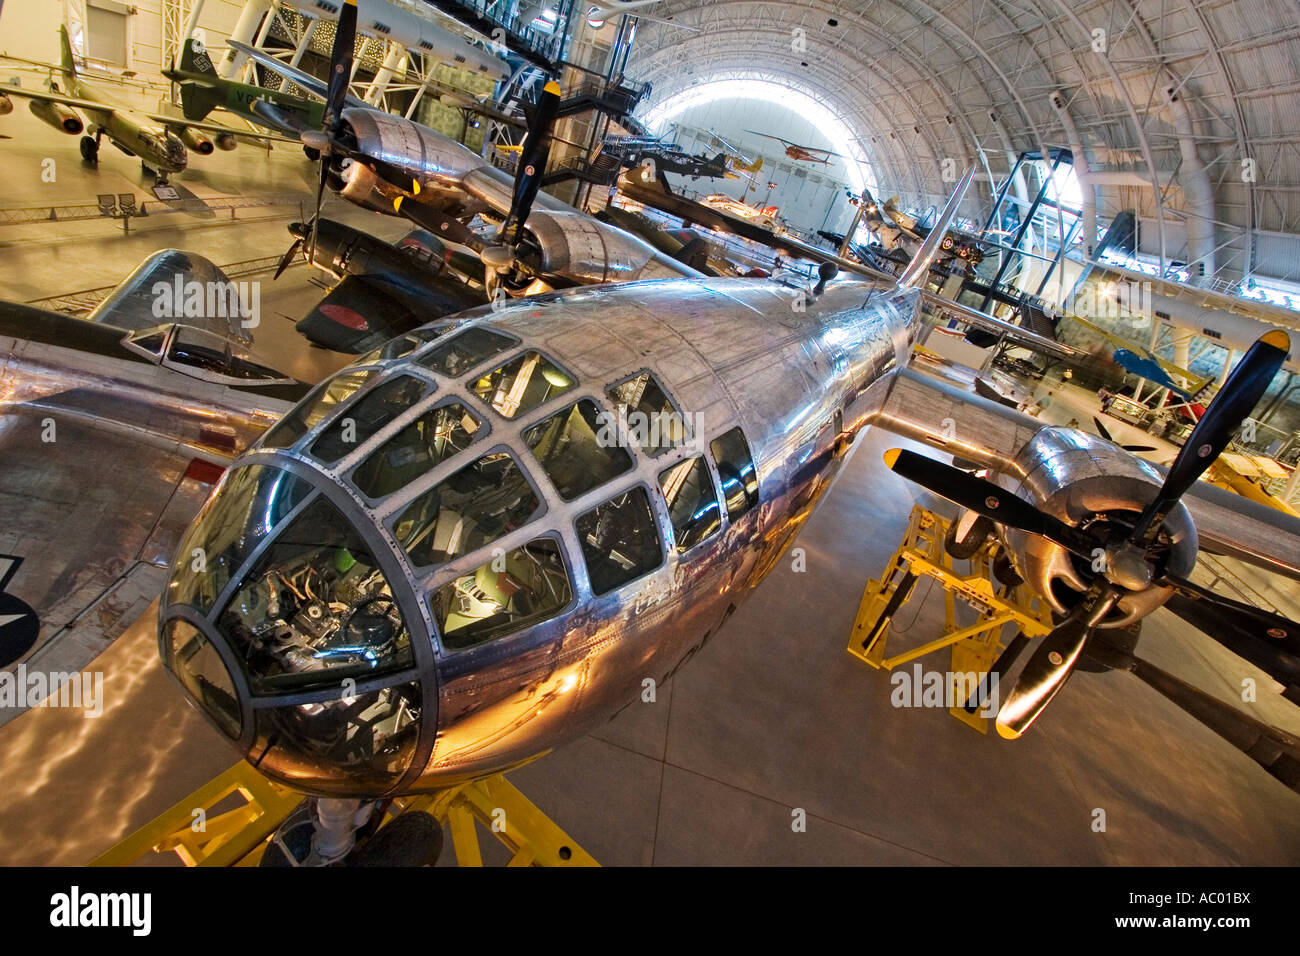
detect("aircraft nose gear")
(259, 798), (444, 867)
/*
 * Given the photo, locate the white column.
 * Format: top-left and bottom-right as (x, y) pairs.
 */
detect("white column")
(218, 0), (272, 78)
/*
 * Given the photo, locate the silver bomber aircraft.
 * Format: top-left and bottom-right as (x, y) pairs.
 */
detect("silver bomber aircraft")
(226, 15), (697, 300)
(153, 171), (1300, 863)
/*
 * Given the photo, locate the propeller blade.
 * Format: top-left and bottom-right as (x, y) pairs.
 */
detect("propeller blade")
(392, 196), (482, 250)
(995, 584), (1120, 738)
(323, 0), (357, 134)
(1092, 416), (1114, 443)
(1130, 330), (1290, 545)
(883, 448), (1095, 558)
(308, 160), (328, 264)
(1114, 649), (1300, 793)
(504, 80), (561, 244)
(274, 237), (302, 279)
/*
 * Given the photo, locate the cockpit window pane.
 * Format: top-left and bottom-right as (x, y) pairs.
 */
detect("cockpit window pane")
(431, 537), (572, 651)
(659, 456), (722, 552)
(392, 451), (541, 568)
(168, 464), (312, 615)
(575, 486), (663, 595)
(607, 371), (691, 456)
(215, 496), (414, 695)
(711, 427), (760, 521)
(417, 327), (516, 378)
(522, 399), (633, 501)
(357, 324), (455, 365)
(250, 680), (422, 791)
(262, 369), (377, 450)
(309, 374), (428, 464)
(167, 619), (241, 739)
(470, 351), (574, 419)
(351, 401), (482, 499)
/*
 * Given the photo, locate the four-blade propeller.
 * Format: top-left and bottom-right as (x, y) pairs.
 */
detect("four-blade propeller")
(886, 328), (1292, 737)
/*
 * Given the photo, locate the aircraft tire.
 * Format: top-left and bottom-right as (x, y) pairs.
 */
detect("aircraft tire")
(346, 811), (443, 867)
(304, 146), (320, 162)
(944, 514), (994, 560)
(79, 136), (98, 162)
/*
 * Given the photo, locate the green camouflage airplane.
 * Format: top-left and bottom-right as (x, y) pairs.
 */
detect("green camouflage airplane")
(2, 27), (284, 183)
(162, 37), (329, 138)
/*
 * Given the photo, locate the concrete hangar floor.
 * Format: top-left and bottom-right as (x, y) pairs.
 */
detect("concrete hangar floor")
(0, 109), (1297, 867)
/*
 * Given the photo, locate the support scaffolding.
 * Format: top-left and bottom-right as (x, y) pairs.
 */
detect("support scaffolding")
(847, 506), (1053, 733)
(93, 761), (597, 867)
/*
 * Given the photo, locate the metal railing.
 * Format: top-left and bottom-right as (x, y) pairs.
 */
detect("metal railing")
(0, 194), (307, 227)
(1195, 553), (1283, 616)
(24, 254), (301, 317)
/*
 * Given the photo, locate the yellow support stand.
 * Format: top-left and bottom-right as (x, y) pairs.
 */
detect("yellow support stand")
(92, 761), (598, 867)
(848, 506), (1054, 732)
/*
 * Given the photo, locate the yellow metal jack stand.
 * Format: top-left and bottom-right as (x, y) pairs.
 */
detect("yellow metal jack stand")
(847, 506), (1054, 732)
(92, 760), (598, 867)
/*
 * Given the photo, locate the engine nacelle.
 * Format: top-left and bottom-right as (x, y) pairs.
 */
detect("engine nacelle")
(999, 428), (1198, 627)
(337, 108), (493, 216)
(0, 92), (13, 115)
(29, 98), (83, 134)
(180, 127), (215, 155)
(523, 209), (689, 284)
(214, 131), (237, 151)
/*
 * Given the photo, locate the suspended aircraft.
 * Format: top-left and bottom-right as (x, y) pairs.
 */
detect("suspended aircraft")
(744, 130), (841, 165)
(226, 5), (698, 303)
(139, 165), (1300, 864)
(1, 27), (286, 185)
(163, 36), (327, 137)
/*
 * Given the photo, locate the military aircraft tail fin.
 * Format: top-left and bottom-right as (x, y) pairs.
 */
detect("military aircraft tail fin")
(178, 37), (216, 75)
(58, 24), (77, 79)
(898, 166), (974, 289)
(173, 39), (224, 120)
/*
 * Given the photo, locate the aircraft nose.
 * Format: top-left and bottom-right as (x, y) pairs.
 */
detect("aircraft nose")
(159, 462), (430, 796)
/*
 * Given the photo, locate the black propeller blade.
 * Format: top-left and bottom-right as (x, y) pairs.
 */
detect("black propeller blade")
(995, 583), (1119, 738)
(1129, 330), (1290, 546)
(1162, 575), (1300, 701)
(502, 79), (561, 246)
(307, 0), (357, 264)
(883, 448), (1095, 559)
(1092, 416), (1156, 453)
(273, 236), (303, 280)
(1085, 636), (1300, 793)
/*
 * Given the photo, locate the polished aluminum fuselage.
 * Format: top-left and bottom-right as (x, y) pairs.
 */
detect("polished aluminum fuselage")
(222, 275), (913, 791)
(337, 109), (699, 287)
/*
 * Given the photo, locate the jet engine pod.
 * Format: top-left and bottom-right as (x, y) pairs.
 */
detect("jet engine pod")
(180, 126), (215, 155)
(1000, 427), (1197, 627)
(29, 97), (83, 134)
(0, 92), (13, 115)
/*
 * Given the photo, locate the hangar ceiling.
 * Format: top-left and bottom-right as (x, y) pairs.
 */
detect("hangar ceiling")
(625, 0), (1300, 286)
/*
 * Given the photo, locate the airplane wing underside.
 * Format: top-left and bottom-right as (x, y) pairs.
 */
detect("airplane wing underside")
(0, 404), (227, 725)
(294, 276), (416, 353)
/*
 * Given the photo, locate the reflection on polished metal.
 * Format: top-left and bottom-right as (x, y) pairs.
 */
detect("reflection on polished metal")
(155, 161), (1300, 799)
(159, 274), (914, 795)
